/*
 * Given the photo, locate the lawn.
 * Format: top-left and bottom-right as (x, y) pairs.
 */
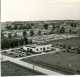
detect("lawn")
(21, 52), (80, 74)
(1, 61), (45, 76)
(21, 38), (80, 74)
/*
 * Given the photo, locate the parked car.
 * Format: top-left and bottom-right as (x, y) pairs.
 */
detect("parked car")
(76, 49), (80, 54)
(7, 52), (15, 55)
(21, 52), (26, 56)
(61, 49), (66, 52)
(71, 47), (75, 50)
(20, 47), (23, 51)
(67, 45), (71, 49)
(3, 50), (10, 53)
(3, 50), (8, 53)
(66, 49), (70, 52)
(26, 52), (31, 55)
(14, 53), (20, 57)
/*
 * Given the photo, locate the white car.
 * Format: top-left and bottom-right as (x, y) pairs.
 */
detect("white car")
(7, 52), (15, 55)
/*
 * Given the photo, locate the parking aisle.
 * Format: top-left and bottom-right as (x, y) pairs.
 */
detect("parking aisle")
(2, 55), (63, 75)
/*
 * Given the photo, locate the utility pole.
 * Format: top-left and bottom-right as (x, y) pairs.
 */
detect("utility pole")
(57, 60), (60, 67)
(33, 65), (35, 75)
(25, 56), (27, 59)
(24, 41), (25, 45)
(1, 54), (3, 61)
(69, 64), (71, 70)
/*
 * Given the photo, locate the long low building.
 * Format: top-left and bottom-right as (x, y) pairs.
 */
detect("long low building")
(23, 44), (52, 53)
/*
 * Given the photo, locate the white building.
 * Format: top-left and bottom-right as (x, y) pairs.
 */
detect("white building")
(23, 44), (52, 53)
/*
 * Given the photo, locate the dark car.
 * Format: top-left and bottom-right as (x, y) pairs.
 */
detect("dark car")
(26, 52), (31, 55)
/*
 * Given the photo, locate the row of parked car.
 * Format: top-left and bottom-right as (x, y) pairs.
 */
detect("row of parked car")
(52, 44), (80, 54)
(2, 47), (32, 57)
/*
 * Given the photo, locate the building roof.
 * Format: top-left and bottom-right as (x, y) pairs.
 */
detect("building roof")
(26, 44), (51, 48)
(26, 44), (42, 48)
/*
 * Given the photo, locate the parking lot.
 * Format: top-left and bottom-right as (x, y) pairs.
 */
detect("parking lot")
(1, 47), (33, 58)
(1, 46), (58, 59)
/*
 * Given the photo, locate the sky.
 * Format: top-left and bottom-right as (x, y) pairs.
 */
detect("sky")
(1, 0), (80, 22)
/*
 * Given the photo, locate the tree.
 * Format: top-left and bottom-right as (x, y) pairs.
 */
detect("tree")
(38, 30), (41, 35)
(30, 30), (34, 36)
(1, 32), (4, 38)
(10, 39), (15, 48)
(29, 26), (31, 29)
(29, 39), (32, 44)
(8, 33), (12, 39)
(14, 25), (17, 30)
(52, 24), (55, 31)
(24, 37), (28, 44)
(69, 29), (72, 33)
(51, 23), (55, 33)
(23, 30), (27, 37)
(31, 23), (34, 26)
(60, 27), (65, 33)
(1, 37), (25, 49)
(70, 23), (74, 27)
(14, 33), (17, 37)
(70, 22), (76, 27)
(1, 37), (10, 49)
(14, 39), (18, 47)
(44, 24), (48, 30)
(19, 38), (24, 45)
(6, 25), (11, 30)
(74, 24), (76, 27)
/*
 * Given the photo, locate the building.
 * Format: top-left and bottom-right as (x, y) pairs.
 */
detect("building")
(41, 30), (50, 34)
(23, 44), (52, 53)
(3, 31), (13, 37)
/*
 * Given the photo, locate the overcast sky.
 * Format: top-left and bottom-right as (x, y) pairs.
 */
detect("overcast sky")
(1, 0), (80, 22)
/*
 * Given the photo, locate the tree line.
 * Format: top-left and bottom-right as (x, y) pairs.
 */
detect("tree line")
(1, 29), (42, 50)
(1, 32), (32, 49)
(6, 24), (32, 30)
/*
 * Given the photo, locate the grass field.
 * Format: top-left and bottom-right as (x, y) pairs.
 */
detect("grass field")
(22, 52), (80, 74)
(2, 37), (80, 75)
(1, 61), (45, 76)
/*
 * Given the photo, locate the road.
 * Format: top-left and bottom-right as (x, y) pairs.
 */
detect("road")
(2, 54), (63, 75)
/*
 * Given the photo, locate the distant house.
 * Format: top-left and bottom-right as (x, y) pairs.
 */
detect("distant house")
(77, 29), (80, 34)
(16, 31), (23, 37)
(41, 30), (50, 34)
(32, 39), (46, 44)
(23, 44), (51, 53)
(3, 31), (13, 37)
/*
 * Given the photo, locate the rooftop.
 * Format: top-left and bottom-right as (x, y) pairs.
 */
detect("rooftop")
(26, 44), (51, 48)
(26, 44), (42, 48)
